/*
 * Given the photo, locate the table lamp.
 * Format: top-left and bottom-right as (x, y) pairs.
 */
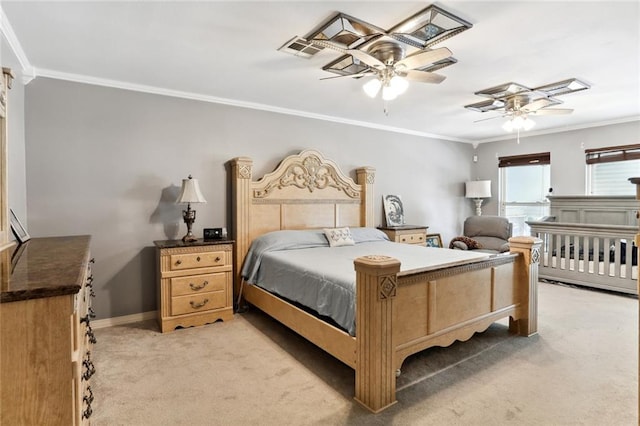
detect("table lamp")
(176, 175), (207, 242)
(465, 180), (491, 216)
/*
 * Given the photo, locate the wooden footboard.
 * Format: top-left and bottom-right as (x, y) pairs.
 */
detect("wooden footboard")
(353, 236), (541, 412)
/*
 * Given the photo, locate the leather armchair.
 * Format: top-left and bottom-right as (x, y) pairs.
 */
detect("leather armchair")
(450, 216), (513, 254)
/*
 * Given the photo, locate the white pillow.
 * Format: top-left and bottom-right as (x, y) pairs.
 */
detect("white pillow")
(323, 227), (355, 247)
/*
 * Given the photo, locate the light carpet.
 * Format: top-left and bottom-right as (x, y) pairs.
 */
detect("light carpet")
(92, 282), (637, 425)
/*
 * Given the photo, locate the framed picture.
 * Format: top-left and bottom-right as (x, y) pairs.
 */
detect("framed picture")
(9, 209), (30, 244)
(383, 194), (405, 227)
(425, 233), (443, 248)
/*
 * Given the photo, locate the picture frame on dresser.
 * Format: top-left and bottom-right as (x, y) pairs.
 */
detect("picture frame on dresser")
(382, 194), (405, 227)
(9, 209), (29, 243)
(425, 233), (443, 248)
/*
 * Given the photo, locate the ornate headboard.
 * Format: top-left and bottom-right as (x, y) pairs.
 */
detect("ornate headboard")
(229, 149), (376, 295)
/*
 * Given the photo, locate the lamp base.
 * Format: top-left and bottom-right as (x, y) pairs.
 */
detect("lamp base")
(182, 232), (198, 243)
(474, 198), (484, 216)
(182, 204), (198, 243)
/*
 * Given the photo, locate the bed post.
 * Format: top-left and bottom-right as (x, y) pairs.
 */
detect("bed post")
(353, 255), (401, 413)
(356, 167), (376, 227)
(230, 156), (252, 302)
(508, 236), (543, 336)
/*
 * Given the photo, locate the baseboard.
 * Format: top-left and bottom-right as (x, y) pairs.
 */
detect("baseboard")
(92, 311), (157, 329)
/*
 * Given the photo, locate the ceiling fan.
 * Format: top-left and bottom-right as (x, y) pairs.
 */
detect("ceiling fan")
(465, 79), (591, 135)
(325, 41), (453, 100)
(278, 5), (472, 108)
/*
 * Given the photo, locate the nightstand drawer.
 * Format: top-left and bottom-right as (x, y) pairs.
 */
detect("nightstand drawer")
(399, 233), (425, 244)
(169, 251), (226, 271)
(171, 291), (226, 316)
(171, 273), (226, 296)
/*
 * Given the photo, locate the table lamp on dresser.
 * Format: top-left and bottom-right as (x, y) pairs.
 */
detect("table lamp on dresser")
(176, 174), (207, 242)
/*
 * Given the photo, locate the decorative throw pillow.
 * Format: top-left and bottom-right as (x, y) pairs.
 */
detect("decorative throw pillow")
(449, 236), (483, 250)
(323, 227), (355, 247)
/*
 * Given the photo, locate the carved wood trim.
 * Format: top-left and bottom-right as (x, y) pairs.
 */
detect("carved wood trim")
(252, 198), (361, 205)
(253, 150), (361, 199)
(397, 255), (517, 285)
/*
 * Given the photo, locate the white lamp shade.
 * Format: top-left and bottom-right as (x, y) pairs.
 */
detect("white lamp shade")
(465, 180), (491, 198)
(522, 116), (535, 130)
(177, 176), (207, 204)
(389, 76), (409, 95)
(382, 84), (398, 101)
(362, 78), (381, 98)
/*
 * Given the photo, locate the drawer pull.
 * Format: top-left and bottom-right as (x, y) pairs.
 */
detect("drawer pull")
(215, 256), (221, 262)
(190, 299), (209, 309)
(175, 259), (182, 265)
(196, 256), (201, 262)
(82, 359), (96, 381)
(189, 281), (208, 291)
(84, 386), (94, 405)
(82, 404), (93, 420)
(86, 325), (97, 344)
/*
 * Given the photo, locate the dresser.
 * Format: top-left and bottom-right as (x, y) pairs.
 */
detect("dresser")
(155, 238), (234, 332)
(378, 225), (428, 246)
(0, 235), (95, 425)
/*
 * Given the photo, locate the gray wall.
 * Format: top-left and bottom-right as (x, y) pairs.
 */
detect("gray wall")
(2, 38), (28, 232)
(24, 78), (475, 320)
(475, 121), (640, 215)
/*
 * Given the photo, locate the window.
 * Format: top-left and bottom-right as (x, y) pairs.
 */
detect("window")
(499, 152), (551, 236)
(586, 144), (640, 195)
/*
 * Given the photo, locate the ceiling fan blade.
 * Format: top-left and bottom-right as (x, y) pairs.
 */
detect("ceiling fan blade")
(532, 108), (573, 115)
(404, 70), (446, 84)
(521, 98), (555, 112)
(396, 47), (452, 70)
(474, 115), (506, 123)
(346, 49), (385, 69)
(319, 72), (370, 81)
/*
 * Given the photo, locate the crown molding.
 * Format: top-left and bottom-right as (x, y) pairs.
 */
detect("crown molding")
(0, 6), (35, 84)
(35, 67), (473, 143)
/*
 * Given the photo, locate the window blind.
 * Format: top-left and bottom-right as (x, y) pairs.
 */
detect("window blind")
(585, 144), (640, 164)
(498, 152), (550, 168)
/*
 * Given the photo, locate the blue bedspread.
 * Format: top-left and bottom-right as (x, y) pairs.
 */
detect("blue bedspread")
(241, 228), (489, 336)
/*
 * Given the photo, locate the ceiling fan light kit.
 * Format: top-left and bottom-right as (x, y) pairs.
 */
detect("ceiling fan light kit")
(279, 4), (472, 111)
(465, 78), (591, 141)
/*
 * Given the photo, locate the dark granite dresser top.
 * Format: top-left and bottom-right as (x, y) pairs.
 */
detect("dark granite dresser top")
(1, 235), (91, 303)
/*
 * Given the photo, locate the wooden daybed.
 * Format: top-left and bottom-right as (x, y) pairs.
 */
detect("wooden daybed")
(229, 149), (541, 413)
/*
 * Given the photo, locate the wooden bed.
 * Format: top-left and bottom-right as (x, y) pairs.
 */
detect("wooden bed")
(229, 149), (541, 413)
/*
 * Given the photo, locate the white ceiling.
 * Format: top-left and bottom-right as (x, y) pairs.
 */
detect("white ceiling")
(2, 1), (639, 144)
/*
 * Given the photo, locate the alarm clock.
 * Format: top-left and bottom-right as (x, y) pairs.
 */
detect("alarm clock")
(203, 228), (223, 240)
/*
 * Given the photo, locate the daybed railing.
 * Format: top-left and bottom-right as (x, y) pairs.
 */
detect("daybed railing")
(527, 220), (637, 295)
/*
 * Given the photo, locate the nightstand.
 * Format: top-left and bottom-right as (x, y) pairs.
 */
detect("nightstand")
(378, 225), (428, 246)
(154, 238), (234, 333)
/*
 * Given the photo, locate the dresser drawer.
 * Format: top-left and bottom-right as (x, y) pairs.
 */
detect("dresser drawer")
(399, 233), (425, 244)
(171, 291), (226, 316)
(171, 273), (226, 297)
(169, 251), (226, 271)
